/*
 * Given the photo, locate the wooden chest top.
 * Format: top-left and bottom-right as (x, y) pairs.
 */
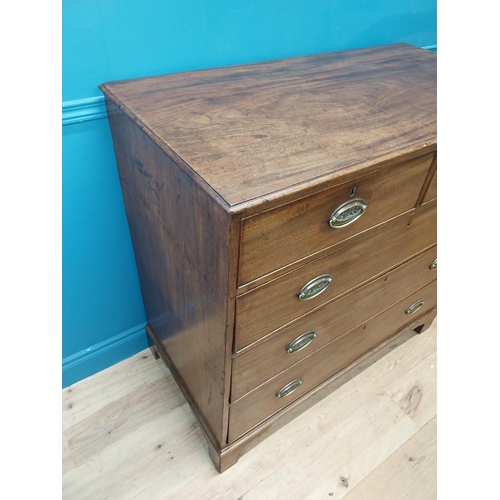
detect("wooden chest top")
(99, 43), (436, 211)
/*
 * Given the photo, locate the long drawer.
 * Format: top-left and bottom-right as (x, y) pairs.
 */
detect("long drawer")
(238, 153), (433, 285)
(235, 202), (437, 351)
(231, 245), (437, 401)
(228, 280), (437, 442)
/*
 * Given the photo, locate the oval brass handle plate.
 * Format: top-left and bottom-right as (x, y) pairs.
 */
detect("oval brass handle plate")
(329, 198), (367, 229)
(286, 331), (317, 354)
(276, 378), (303, 399)
(406, 300), (424, 315)
(298, 274), (332, 301)
(429, 259), (437, 270)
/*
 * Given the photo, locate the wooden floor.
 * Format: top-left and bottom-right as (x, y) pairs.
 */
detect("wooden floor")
(62, 320), (437, 500)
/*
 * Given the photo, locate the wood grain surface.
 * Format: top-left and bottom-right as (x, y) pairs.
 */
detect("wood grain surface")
(343, 417), (437, 500)
(100, 43), (436, 210)
(228, 281), (436, 442)
(235, 203), (437, 351)
(231, 246), (437, 401)
(239, 152), (433, 284)
(105, 101), (236, 446)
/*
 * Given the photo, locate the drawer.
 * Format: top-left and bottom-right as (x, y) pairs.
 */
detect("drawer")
(231, 245), (437, 401)
(422, 166), (437, 204)
(235, 202), (437, 351)
(239, 153), (434, 285)
(228, 280), (437, 442)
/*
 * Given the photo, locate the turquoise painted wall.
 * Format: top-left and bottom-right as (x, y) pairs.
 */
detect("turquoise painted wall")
(62, 0), (437, 387)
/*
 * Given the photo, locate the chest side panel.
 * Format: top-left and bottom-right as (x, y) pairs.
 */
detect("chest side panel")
(105, 100), (237, 447)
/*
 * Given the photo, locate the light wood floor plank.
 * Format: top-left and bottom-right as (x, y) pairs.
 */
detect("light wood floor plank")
(62, 433), (75, 475)
(343, 416), (437, 500)
(384, 351), (437, 428)
(244, 336), (436, 500)
(242, 393), (417, 500)
(62, 403), (207, 500)
(128, 325), (436, 500)
(62, 350), (167, 432)
(62, 322), (436, 500)
(65, 374), (187, 466)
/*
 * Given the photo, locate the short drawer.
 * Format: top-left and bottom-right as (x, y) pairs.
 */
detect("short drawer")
(235, 202), (437, 351)
(239, 152), (434, 285)
(228, 280), (437, 442)
(231, 245), (437, 401)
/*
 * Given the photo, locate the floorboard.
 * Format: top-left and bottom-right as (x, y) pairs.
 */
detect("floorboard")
(344, 416), (437, 500)
(62, 320), (437, 500)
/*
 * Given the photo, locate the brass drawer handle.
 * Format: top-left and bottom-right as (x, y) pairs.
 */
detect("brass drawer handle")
(276, 378), (303, 399)
(298, 274), (332, 301)
(286, 331), (317, 354)
(429, 259), (437, 270)
(406, 300), (424, 315)
(328, 198), (367, 229)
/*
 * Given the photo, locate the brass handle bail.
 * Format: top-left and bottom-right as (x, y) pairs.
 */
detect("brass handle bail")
(298, 274), (332, 301)
(276, 379), (303, 399)
(329, 198), (367, 229)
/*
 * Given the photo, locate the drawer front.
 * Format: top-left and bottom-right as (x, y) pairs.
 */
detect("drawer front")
(231, 245), (437, 401)
(422, 166), (437, 204)
(239, 153), (433, 285)
(235, 202), (437, 351)
(228, 280), (437, 442)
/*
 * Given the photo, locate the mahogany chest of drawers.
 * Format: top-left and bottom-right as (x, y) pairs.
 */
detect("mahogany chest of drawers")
(100, 43), (437, 472)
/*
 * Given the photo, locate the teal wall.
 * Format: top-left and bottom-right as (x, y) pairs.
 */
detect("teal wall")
(62, 0), (437, 387)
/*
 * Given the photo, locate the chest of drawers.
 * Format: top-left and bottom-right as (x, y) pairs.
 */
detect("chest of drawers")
(100, 43), (437, 472)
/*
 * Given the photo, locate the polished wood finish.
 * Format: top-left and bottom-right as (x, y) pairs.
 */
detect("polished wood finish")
(105, 100), (238, 447)
(228, 281), (436, 442)
(231, 246), (437, 401)
(219, 307), (437, 470)
(100, 43), (436, 212)
(100, 44), (436, 472)
(235, 203), (436, 351)
(239, 153), (433, 285)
